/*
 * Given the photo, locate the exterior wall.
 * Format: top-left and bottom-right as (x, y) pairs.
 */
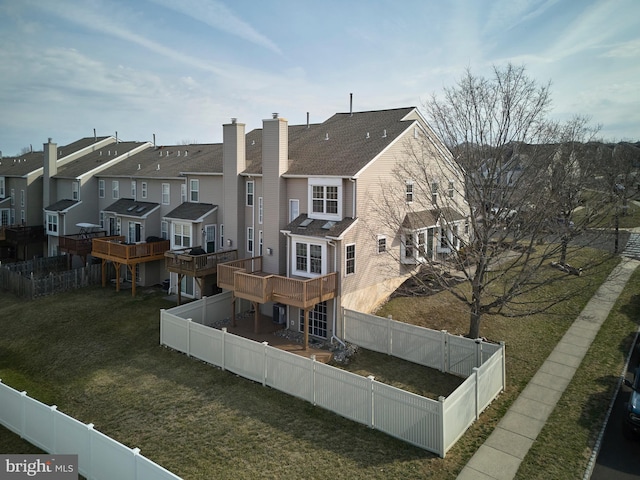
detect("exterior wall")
(284, 178), (306, 222)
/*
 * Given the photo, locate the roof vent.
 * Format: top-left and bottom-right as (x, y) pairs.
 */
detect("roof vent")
(382, 129), (387, 138)
(166, 151), (169, 156)
(137, 164), (141, 170)
(108, 150), (111, 156)
(366, 132), (370, 139)
(177, 151), (181, 157)
(272, 113), (278, 119)
(325, 133), (329, 141)
(100, 151), (102, 156)
(184, 150), (188, 157)
(157, 164), (160, 170)
(159, 151), (162, 157)
(114, 150), (117, 156)
(251, 140), (255, 146)
(231, 118), (237, 124)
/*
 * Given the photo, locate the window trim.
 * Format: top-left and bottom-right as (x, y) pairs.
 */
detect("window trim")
(345, 243), (356, 276)
(247, 226), (254, 254)
(112, 180), (119, 199)
(377, 235), (386, 254)
(246, 180), (254, 207)
(162, 183), (170, 205)
(46, 213), (58, 235)
(308, 177), (341, 221)
(172, 222), (191, 248)
(292, 239), (326, 278)
(141, 182), (148, 199)
(258, 197), (263, 224)
(98, 179), (105, 198)
(190, 179), (199, 202)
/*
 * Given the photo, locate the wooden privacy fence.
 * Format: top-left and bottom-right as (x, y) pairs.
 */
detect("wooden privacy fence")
(160, 296), (506, 457)
(0, 380), (181, 480)
(0, 263), (106, 299)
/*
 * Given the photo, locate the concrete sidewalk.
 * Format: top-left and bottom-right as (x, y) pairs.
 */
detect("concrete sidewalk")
(457, 257), (640, 480)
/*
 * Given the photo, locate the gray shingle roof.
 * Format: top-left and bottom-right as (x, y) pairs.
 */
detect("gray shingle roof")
(164, 202), (217, 221)
(97, 144), (222, 178)
(244, 107), (417, 177)
(402, 207), (466, 229)
(103, 198), (160, 217)
(285, 214), (357, 239)
(44, 199), (77, 212)
(0, 151), (43, 176)
(54, 142), (149, 179)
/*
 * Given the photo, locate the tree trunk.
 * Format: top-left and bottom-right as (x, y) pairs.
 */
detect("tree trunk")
(560, 235), (568, 265)
(468, 289), (482, 339)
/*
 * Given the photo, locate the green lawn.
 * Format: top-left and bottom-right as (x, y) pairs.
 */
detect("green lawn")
(0, 247), (635, 479)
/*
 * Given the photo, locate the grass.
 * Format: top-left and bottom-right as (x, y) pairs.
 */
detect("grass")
(0, 247), (633, 479)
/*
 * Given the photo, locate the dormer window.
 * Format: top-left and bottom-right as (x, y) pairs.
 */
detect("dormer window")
(308, 178), (341, 221)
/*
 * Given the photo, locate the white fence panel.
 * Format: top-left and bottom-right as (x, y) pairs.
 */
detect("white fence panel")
(53, 411), (92, 474)
(372, 381), (443, 455)
(391, 321), (444, 370)
(189, 321), (223, 365)
(265, 347), (314, 403)
(90, 429), (135, 480)
(447, 335), (477, 377)
(160, 311), (189, 352)
(23, 397), (55, 452)
(0, 382), (23, 434)
(477, 350), (505, 413)
(224, 334), (265, 383)
(167, 302), (202, 323)
(343, 310), (390, 353)
(201, 292), (232, 326)
(136, 455), (182, 480)
(443, 374), (477, 453)
(314, 363), (372, 425)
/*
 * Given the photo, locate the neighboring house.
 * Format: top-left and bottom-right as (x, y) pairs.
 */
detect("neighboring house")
(43, 137), (150, 258)
(95, 144), (224, 295)
(217, 107), (470, 348)
(0, 149), (46, 260)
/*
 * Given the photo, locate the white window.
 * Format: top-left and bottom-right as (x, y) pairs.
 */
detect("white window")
(246, 181), (254, 206)
(72, 182), (79, 201)
(258, 197), (263, 224)
(161, 220), (169, 240)
(181, 183), (186, 203)
(46, 213), (58, 234)
(98, 179), (105, 198)
(448, 180), (455, 198)
(405, 181), (414, 203)
(289, 199), (299, 223)
(131, 181), (137, 199)
(294, 241), (325, 277)
(10, 208), (15, 225)
(112, 181), (119, 199)
(99, 211), (105, 229)
(431, 181), (439, 204)
(162, 183), (170, 205)
(20, 210), (25, 224)
(173, 223), (191, 248)
(258, 230), (263, 256)
(141, 182), (147, 199)
(308, 178), (341, 220)
(20, 189), (25, 207)
(10, 189), (15, 206)
(345, 244), (355, 275)
(220, 224), (224, 249)
(190, 179), (199, 202)
(0, 177), (5, 198)
(0, 209), (9, 226)
(247, 226), (254, 254)
(377, 235), (386, 253)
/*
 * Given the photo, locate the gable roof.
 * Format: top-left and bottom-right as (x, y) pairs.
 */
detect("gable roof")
(163, 202), (217, 221)
(103, 198), (160, 218)
(44, 199), (77, 212)
(0, 151), (44, 177)
(402, 207), (466, 229)
(97, 144), (223, 179)
(243, 107), (418, 177)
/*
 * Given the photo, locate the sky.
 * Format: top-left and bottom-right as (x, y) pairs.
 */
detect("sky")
(1, 0), (638, 156)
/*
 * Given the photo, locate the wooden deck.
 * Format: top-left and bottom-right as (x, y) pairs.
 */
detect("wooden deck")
(165, 249), (237, 277)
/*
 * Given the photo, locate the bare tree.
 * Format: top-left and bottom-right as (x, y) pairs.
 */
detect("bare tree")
(375, 64), (607, 339)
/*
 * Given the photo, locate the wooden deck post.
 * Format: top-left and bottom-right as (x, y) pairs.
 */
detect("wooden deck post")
(253, 301), (259, 334)
(303, 308), (310, 351)
(101, 259), (107, 287)
(231, 297), (237, 327)
(177, 273), (183, 305)
(115, 262), (121, 291)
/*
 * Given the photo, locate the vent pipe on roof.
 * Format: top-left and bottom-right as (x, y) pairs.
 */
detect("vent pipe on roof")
(157, 164), (160, 170)
(382, 129), (387, 138)
(350, 93), (353, 116)
(185, 150), (188, 157)
(30, 144), (32, 153)
(231, 118), (237, 124)
(93, 128), (97, 141)
(366, 132), (370, 139)
(177, 151), (181, 157)
(137, 164), (141, 170)
(306, 112), (310, 129)
(153, 134), (156, 148)
(272, 113), (278, 119)
(325, 133), (329, 141)
(115, 131), (118, 143)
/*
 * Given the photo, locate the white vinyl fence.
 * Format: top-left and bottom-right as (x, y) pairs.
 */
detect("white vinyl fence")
(0, 380), (181, 480)
(160, 295), (505, 457)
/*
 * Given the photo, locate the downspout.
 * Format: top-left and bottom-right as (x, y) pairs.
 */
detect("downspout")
(328, 240), (346, 348)
(349, 178), (356, 218)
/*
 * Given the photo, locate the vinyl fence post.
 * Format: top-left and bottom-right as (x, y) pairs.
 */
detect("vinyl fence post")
(438, 396), (446, 458)
(159, 309), (165, 345)
(186, 318), (192, 357)
(441, 330), (448, 373)
(475, 338), (482, 368)
(30, 272), (34, 300)
(20, 391), (27, 438)
(500, 341), (506, 392)
(86, 423), (94, 476)
(473, 367), (480, 420)
(221, 328), (227, 371)
(132, 447), (141, 480)
(311, 355), (317, 406)
(50, 405), (58, 453)
(262, 342), (268, 387)
(202, 296), (207, 325)
(368, 375), (375, 428)
(387, 315), (393, 355)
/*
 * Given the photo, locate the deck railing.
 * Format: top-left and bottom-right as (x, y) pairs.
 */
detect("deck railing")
(217, 257), (338, 308)
(92, 237), (170, 262)
(164, 249), (238, 276)
(59, 231), (107, 256)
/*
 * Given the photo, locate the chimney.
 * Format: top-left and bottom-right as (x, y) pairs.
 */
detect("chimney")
(350, 93), (353, 116)
(93, 128), (97, 141)
(223, 117), (246, 253)
(262, 114), (288, 274)
(306, 112), (310, 129)
(43, 138), (58, 207)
